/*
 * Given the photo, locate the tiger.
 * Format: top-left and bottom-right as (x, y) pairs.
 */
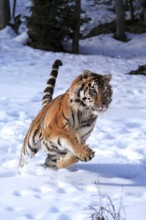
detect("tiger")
(19, 59), (112, 170)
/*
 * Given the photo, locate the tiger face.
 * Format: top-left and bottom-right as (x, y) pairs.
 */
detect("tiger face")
(70, 70), (112, 114)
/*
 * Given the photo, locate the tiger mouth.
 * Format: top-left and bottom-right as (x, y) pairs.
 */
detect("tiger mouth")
(95, 102), (111, 112)
(97, 99), (112, 112)
(97, 106), (108, 112)
(92, 105), (108, 112)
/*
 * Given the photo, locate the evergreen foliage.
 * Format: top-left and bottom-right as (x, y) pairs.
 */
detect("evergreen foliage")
(28, 0), (73, 51)
(27, 0), (76, 51)
(27, 0), (90, 52)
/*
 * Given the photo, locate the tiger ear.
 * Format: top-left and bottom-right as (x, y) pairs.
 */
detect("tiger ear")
(71, 75), (83, 87)
(71, 70), (92, 87)
(83, 70), (92, 78)
(103, 74), (112, 82)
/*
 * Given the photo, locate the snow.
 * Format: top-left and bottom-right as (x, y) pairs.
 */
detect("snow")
(1, 18), (146, 220)
(81, 0), (115, 36)
(80, 32), (146, 58)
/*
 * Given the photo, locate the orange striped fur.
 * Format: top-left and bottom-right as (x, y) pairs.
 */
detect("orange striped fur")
(19, 60), (112, 169)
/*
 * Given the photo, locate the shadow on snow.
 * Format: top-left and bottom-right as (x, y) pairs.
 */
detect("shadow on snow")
(70, 162), (146, 187)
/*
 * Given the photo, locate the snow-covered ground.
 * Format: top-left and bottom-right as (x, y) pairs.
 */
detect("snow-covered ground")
(1, 25), (146, 220)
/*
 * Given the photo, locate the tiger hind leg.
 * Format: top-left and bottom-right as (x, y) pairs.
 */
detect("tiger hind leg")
(44, 155), (58, 168)
(19, 143), (39, 168)
(56, 152), (79, 169)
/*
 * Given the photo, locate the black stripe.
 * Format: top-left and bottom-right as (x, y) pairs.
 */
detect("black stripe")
(57, 138), (62, 146)
(45, 157), (57, 167)
(80, 123), (91, 128)
(50, 158), (57, 162)
(74, 98), (80, 103)
(77, 84), (85, 97)
(42, 94), (52, 101)
(81, 100), (87, 107)
(49, 78), (56, 86)
(62, 123), (68, 129)
(81, 117), (96, 127)
(74, 98), (87, 107)
(33, 127), (39, 144)
(70, 108), (75, 127)
(50, 144), (63, 154)
(43, 87), (54, 95)
(77, 109), (82, 124)
(44, 86), (53, 93)
(46, 77), (56, 87)
(81, 129), (93, 140)
(28, 142), (38, 154)
(51, 70), (58, 77)
(39, 133), (42, 139)
(44, 143), (56, 155)
(84, 86), (88, 93)
(62, 111), (69, 122)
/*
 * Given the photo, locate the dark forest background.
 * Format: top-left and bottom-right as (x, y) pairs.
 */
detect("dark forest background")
(0, 0), (146, 54)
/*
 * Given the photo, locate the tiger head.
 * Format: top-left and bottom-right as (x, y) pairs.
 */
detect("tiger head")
(69, 70), (112, 113)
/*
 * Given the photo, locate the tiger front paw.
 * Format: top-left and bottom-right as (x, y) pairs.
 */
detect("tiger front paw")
(56, 157), (64, 169)
(77, 145), (95, 162)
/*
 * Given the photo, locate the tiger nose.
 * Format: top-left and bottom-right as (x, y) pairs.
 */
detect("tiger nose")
(101, 104), (106, 109)
(101, 101), (106, 106)
(101, 102), (108, 109)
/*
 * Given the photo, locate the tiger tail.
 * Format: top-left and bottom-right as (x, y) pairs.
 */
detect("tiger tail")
(19, 59), (63, 168)
(42, 59), (63, 107)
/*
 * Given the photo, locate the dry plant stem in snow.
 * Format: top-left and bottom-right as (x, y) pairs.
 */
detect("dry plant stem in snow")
(90, 182), (126, 220)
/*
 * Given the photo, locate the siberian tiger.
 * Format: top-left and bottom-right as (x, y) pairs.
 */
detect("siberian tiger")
(19, 59), (112, 169)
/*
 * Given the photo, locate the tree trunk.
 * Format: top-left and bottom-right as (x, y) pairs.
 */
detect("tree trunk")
(144, 7), (146, 24)
(72, 0), (81, 54)
(12, 0), (17, 18)
(0, 0), (11, 30)
(129, 0), (134, 20)
(140, 0), (146, 24)
(114, 0), (127, 41)
(124, 0), (129, 10)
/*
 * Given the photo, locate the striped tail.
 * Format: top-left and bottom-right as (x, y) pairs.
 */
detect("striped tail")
(42, 59), (63, 107)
